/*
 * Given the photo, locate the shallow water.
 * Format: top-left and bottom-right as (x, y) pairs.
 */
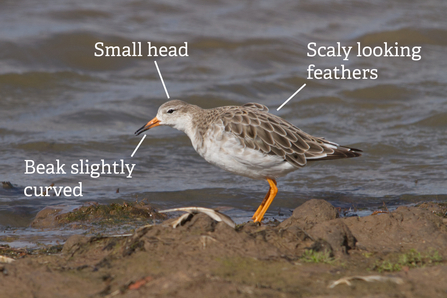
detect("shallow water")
(1, 0), (446, 247)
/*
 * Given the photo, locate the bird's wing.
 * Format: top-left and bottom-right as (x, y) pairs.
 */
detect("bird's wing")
(220, 105), (361, 168)
(241, 102), (269, 112)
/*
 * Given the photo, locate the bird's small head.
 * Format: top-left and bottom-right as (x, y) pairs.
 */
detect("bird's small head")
(135, 100), (196, 135)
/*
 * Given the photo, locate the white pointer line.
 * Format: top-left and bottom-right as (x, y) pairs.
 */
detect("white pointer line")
(277, 83), (306, 111)
(154, 60), (170, 99)
(131, 134), (146, 157)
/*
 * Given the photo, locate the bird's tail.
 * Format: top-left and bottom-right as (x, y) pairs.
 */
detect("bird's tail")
(316, 145), (362, 160)
(306, 138), (362, 161)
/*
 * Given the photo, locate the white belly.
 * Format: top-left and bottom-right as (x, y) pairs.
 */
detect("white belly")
(193, 126), (297, 180)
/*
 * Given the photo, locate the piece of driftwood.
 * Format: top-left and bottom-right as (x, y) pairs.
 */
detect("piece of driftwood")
(159, 207), (236, 229)
(0, 255), (15, 264)
(329, 275), (404, 288)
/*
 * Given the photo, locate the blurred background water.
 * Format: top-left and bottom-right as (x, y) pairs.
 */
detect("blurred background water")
(0, 0), (446, 246)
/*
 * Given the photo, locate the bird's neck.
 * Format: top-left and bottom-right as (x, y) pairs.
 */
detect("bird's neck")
(185, 108), (217, 153)
(171, 106), (206, 151)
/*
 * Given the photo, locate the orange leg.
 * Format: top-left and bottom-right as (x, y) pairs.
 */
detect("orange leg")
(252, 178), (277, 223)
(252, 188), (270, 220)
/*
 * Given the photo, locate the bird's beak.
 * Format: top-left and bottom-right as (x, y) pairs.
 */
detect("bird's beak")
(135, 117), (161, 135)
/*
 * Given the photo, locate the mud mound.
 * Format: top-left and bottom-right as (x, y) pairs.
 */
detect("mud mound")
(344, 206), (447, 253)
(280, 199), (339, 229)
(30, 202), (166, 229)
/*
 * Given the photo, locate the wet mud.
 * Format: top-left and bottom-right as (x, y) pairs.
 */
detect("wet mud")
(1, 199), (446, 297)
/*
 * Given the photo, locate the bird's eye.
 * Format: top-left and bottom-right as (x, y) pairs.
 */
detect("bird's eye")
(167, 109), (175, 114)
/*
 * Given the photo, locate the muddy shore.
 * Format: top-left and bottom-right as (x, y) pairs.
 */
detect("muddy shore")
(1, 199), (446, 298)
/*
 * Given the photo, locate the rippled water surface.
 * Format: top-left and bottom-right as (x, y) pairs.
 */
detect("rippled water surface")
(1, 0), (446, 246)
